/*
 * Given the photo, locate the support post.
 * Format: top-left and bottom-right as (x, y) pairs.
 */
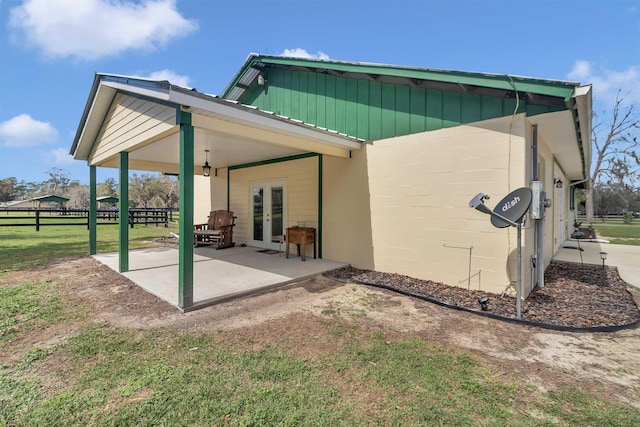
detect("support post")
(318, 154), (323, 259)
(516, 222), (522, 319)
(119, 152), (129, 272)
(178, 111), (194, 310)
(89, 165), (97, 255)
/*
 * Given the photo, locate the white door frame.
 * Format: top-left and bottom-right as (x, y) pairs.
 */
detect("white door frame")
(557, 185), (564, 245)
(250, 180), (287, 250)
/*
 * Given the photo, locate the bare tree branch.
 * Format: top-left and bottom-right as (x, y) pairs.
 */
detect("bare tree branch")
(586, 90), (640, 223)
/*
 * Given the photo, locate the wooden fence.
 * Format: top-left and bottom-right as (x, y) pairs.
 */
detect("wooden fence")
(0, 208), (178, 231)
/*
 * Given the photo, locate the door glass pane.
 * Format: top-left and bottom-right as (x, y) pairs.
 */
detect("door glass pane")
(252, 187), (263, 241)
(271, 186), (283, 242)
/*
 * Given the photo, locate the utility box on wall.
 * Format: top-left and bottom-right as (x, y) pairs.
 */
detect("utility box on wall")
(530, 181), (544, 219)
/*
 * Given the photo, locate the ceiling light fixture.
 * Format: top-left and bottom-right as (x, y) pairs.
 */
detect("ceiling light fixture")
(203, 149), (211, 177)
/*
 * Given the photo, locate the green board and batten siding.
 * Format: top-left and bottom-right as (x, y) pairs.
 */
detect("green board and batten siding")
(240, 68), (564, 141)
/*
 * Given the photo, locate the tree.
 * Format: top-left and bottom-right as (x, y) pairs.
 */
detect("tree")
(586, 91), (639, 223)
(0, 177), (34, 201)
(129, 173), (169, 208)
(0, 177), (20, 202)
(97, 177), (118, 197)
(593, 182), (626, 217)
(159, 175), (179, 208)
(43, 167), (75, 195)
(20, 181), (40, 199)
(66, 183), (89, 209)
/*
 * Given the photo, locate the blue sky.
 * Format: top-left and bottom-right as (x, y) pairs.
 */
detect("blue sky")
(1, 0), (638, 185)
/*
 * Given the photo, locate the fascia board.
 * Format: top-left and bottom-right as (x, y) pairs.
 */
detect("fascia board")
(573, 85), (593, 178)
(253, 56), (579, 99)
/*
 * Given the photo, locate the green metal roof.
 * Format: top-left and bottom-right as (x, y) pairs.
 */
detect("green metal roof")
(222, 54), (579, 105)
(97, 196), (119, 203)
(31, 194), (69, 203)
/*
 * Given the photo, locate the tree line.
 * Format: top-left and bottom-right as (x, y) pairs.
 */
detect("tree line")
(0, 168), (179, 209)
(578, 182), (640, 218)
(583, 91), (639, 222)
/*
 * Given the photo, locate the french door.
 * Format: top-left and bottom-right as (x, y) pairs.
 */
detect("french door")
(250, 180), (286, 249)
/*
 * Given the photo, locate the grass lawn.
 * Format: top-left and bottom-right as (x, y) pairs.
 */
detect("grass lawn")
(1, 228), (640, 425)
(577, 216), (640, 246)
(2, 281), (639, 427)
(0, 222), (178, 272)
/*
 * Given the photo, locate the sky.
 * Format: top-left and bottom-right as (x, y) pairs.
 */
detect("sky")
(0, 0), (638, 186)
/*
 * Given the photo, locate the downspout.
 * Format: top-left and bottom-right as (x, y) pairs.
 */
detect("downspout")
(532, 124), (544, 288)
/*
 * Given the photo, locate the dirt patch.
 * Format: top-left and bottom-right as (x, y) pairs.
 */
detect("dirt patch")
(2, 256), (640, 407)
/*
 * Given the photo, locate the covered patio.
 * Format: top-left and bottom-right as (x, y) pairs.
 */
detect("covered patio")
(94, 245), (348, 311)
(70, 73), (362, 311)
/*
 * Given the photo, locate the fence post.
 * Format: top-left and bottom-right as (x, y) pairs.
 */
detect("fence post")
(164, 210), (168, 228)
(129, 210), (134, 229)
(36, 209), (40, 231)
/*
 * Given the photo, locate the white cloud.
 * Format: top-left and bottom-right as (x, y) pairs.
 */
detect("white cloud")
(280, 48), (330, 60)
(143, 69), (191, 87)
(50, 148), (75, 165)
(568, 60), (640, 105)
(0, 114), (58, 148)
(9, 0), (198, 60)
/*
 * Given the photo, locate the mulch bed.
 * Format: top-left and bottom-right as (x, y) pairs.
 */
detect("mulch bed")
(326, 262), (640, 329)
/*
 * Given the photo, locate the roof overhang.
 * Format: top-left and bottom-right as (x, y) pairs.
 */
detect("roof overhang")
(71, 74), (363, 174)
(528, 85), (592, 181)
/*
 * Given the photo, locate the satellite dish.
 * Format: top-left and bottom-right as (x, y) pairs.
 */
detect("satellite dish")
(490, 187), (533, 228)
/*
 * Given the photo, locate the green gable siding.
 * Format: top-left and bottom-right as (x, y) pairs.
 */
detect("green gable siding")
(241, 68), (562, 141)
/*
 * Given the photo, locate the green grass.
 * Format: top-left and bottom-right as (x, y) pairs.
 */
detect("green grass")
(591, 224), (640, 238)
(1, 223), (640, 425)
(576, 216), (640, 245)
(0, 279), (69, 345)
(593, 224), (640, 246)
(2, 279), (640, 426)
(0, 223), (178, 272)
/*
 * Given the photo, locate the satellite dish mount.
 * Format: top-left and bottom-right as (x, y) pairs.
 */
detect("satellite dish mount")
(469, 188), (533, 319)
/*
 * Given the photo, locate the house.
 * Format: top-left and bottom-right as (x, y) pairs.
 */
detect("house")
(70, 54), (591, 310)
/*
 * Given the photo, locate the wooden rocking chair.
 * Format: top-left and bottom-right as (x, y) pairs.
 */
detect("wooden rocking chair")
(194, 210), (236, 249)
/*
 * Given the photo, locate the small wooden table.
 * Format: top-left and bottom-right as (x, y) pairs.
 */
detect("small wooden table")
(285, 227), (316, 261)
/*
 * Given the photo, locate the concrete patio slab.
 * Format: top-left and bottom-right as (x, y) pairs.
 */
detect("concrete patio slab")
(94, 246), (349, 310)
(553, 240), (640, 288)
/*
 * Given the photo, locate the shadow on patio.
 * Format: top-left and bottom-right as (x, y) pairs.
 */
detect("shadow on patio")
(94, 246), (349, 311)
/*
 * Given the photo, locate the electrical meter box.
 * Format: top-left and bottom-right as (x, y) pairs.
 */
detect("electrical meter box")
(530, 181), (544, 219)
